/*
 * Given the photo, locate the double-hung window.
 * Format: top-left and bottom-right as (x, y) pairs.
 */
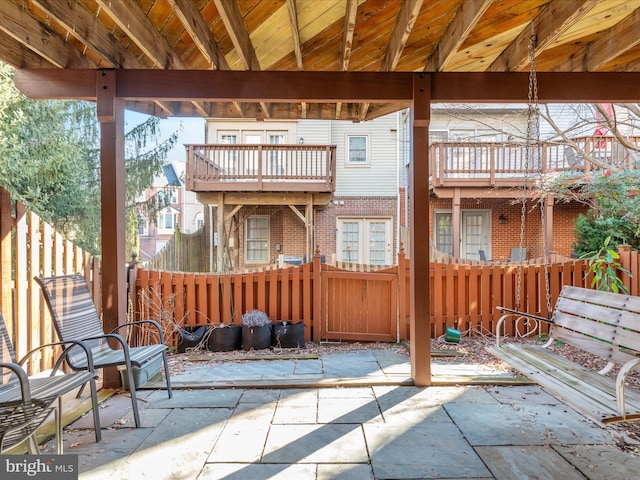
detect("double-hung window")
(246, 216), (269, 263)
(347, 135), (368, 165)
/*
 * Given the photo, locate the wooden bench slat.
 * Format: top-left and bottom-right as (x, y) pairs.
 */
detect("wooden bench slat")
(488, 343), (640, 422)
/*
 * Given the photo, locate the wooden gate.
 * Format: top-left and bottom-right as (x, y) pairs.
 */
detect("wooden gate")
(319, 268), (398, 342)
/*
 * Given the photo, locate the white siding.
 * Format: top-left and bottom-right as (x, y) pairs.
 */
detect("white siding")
(297, 119), (331, 144)
(331, 113), (399, 196)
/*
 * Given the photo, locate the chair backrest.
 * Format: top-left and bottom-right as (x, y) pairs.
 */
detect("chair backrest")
(36, 275), (110, 367)
(478, 250), (487, 262)
(510, 248), (526, 262)
(0, 313), (18, 386)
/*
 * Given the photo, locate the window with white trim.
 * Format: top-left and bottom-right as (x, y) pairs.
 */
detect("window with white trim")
(157, 207), (178, 234)
(347, 135), (368, 165)
(245, 216), (269, 263)
(434, 211), (453, 255)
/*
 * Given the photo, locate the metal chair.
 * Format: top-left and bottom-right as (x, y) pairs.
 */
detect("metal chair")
(36, 274), (172, 429)
(0, 312), (100, 453)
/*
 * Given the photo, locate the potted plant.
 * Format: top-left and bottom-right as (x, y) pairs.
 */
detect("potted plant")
(241, 309), (273, 350)
(272, 321), (306, 348)
(207, 323), (242, 352)
(177, 325), (208, 353)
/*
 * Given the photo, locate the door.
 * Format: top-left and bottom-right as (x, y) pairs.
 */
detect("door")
(337, 218), (392, 265)
(461, 210), (490, 260)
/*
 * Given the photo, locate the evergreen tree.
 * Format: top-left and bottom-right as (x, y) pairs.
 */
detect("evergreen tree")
(0, 63), (178, 256)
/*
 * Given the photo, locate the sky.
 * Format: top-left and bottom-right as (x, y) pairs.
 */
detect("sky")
(125, 111), (205, 162)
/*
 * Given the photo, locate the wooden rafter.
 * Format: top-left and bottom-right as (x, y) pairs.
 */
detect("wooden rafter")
(336, 0), (358, 120)
(213, 0), (269, 117)
(359, 0), (423, 121)
(286, 0), (306, 118)
(168, 0), (229, 71)
(95, 0), (184, 69)
(0, 1), (94, 68)
(424, 0), (492, 72)
(32, 0), (140, 68)
(489, 0), (600, 72)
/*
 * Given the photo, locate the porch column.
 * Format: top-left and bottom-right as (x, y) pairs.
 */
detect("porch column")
(216, 193), (225, 273)
(410, 73), (431, 386)
(97, 70), (127, 388)
(452, 188), (461, 259)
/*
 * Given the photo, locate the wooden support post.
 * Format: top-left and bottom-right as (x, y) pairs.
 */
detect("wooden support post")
(97, 70), (127, 388)
(0, 189), (12, 332)
(306, 194), (313, 261)
(216, 193), (225, 273)
(410, 73), (431, 386)
(452, 188), (461, 259)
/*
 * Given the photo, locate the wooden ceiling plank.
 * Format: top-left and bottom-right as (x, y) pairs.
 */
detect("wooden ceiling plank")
(0, 1), (94, 68)
(0, 30), (53, 68)
(424, 0), (493, 72)
(169, 0), (229, 70)
(95, 0), (184, 69)
(489, 0), (600, 72)
(577, 8), (640, 71)
(32, 0), (142, 69)
(213, 0), (260, 70)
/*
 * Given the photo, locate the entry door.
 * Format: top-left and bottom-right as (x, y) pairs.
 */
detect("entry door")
(461, 211), (490, 260)
(337, 218), (392, 265)
(243, 132), (262, 175)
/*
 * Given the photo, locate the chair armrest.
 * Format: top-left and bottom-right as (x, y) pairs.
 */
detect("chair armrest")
(18, 339), (96, 375)
(494, 307), (553, 347)
(616, 357), (640, 418)
(0, 362), (32, 401)
(108, 319), (165, 343)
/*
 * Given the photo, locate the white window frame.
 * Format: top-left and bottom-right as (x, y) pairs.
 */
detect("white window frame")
(157, 207), (179, 234)
(346, 134), (369, 166)
(245, 215), (270, 264)
(137, 215), (149, 236)
(336, 217), (392, 265)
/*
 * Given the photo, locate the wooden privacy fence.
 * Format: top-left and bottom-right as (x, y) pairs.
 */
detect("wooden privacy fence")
(0, 187), (99, 373)
(130, 247), (640, 349)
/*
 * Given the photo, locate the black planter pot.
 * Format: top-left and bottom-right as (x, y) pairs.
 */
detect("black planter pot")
(208, 325), (242, 352)
(242, 324), (273, 351)
(272, 321), (305, 348)
(177, 325), (208, 353)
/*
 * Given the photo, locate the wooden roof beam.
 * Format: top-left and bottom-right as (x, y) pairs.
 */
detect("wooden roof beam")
(424, 0), (492, 72)
(555, 8), (640, 72)
(169, 0), (230, 70)
(489, 0), (599, 72)
(15, 70), (640, 103)
(0, 1), (94, 68)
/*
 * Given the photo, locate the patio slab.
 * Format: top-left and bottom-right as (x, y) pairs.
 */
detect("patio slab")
(36, 349), (639, 480)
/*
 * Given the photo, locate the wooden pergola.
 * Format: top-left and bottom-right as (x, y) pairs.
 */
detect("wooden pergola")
(1, 0), (640, 387)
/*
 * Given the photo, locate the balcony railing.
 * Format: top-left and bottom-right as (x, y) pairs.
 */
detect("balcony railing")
(429, 136), (640, 188)
(185, 144), (336, 193)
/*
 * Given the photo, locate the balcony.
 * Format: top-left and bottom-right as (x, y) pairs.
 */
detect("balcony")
(185, 144), (336, 193)
(429, 136), (640, 189)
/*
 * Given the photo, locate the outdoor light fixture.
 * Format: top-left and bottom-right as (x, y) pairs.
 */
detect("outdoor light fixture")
(499, 214), (507, 224)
